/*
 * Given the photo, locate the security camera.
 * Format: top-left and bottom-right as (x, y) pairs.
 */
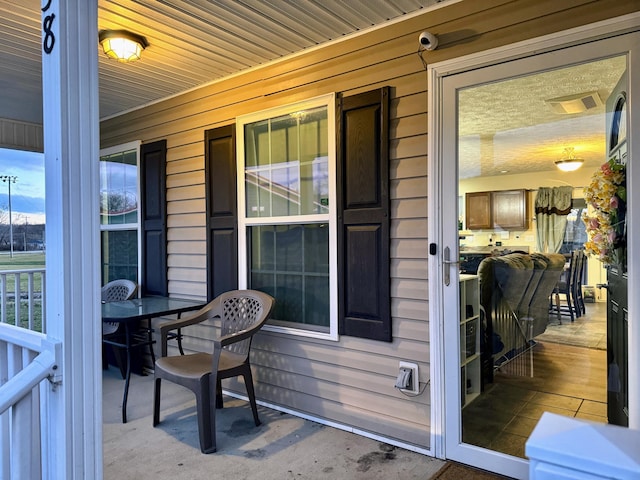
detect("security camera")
(419, 31), (438, 51)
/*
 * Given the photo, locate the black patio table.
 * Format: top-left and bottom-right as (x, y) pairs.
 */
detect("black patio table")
(102, 296), (206, 423)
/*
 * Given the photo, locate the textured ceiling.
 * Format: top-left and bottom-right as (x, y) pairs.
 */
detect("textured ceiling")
(458, 56), (627, 177)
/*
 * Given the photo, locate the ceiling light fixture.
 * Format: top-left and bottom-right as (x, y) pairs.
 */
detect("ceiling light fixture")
(99, 30), (148, 63)
(555, 147), (584, 172)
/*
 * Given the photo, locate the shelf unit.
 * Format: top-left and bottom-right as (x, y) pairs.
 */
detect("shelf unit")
(460, 274), (481, 408)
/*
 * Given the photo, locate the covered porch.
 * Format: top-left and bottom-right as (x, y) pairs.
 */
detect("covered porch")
(101, 367), (449, 479)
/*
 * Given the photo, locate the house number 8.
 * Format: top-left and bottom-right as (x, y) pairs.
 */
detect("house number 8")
(42, 0), (55, 54)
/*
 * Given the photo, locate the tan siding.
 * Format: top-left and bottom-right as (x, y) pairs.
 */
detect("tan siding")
(166, 157), (202, 176)
(392, 155), (428, 179)
(166, 170), (204, 189)
(392, 298), (429, 322)
(392, 198), (428, 219)
(167, 240), (206, 255)
(166, 184), (204, 202)
(0, 118), (43, 152)
(392, 114), (427, 140)
(393, 316), (430, 343)
(392, 258), (428, 280)
(168, 267), (207, 283)
(392, 218), (428, 239)
(100, 0), (635, 450)
(391, 239), (429, 259)
(167, 280), (207, 298)
(391, 177), (427, 199)
(167, 226), (206, 242)
(167, 212), (205, 229)
(392, 278), (429, 301)
(166, 198), (204, 215)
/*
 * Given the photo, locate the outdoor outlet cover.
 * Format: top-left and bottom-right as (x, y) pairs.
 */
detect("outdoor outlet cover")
(398, 361), (419, 394)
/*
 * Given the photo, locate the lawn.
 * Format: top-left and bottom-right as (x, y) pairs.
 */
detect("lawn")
(0, 251), (46, 270)
(0, 252), (46, 331)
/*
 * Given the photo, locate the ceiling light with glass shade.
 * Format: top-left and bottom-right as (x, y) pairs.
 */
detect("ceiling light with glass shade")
(99, 30), (148, 63)
(555, 147), (584, 172)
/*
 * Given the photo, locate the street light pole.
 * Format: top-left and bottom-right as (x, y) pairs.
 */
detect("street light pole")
(0, 175), (17, 258)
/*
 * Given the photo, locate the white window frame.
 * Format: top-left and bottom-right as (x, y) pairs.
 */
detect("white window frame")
(237, 93), (338, 340)
(99, 140), (142, 284)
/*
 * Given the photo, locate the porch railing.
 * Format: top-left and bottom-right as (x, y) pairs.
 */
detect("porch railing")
(0, 267), (57, 479)
(0, 269), (46, 333)
(0, 323), (61, 480)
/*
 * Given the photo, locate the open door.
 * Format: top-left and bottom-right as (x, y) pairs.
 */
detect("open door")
(431, 29), (638, 479)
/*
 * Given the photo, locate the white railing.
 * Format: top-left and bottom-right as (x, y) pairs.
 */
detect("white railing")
(0, 269), (46, 333)
(0, 323), (61, 480)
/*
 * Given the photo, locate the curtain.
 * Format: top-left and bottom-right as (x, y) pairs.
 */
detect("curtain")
(535, 186), (573, 252)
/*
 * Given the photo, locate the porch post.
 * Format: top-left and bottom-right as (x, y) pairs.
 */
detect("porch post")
(41, 0), (102, 478)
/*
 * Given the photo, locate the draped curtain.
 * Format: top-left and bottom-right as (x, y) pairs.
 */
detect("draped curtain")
(535, 186), (573, 253)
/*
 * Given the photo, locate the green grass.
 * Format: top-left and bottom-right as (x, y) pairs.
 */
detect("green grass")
(0, 252), (45, 332)
(0, 252), (45, 270)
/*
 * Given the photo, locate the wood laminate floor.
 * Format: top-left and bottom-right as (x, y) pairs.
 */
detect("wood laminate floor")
(462, 313), (608, 459)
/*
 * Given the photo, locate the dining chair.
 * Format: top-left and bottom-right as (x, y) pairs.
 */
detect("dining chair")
(153, 289), (275, 453)
(572, 249), (586, 316)
(549, 250), (581, 322)
(101, 279), (138, 375)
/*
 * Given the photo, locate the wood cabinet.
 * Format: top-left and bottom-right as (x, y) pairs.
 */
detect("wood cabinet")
(465, 192), (492, 230)
(465, 189), (529, 230)
(460, 274), (480, 408)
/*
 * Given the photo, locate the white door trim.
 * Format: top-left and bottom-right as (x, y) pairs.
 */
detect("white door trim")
(429, 11), (640, 476)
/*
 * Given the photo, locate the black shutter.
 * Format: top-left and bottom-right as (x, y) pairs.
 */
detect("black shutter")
(205, 125), (238, 300)
(140, 140), (168, 296)
(337, 87), (391, 341)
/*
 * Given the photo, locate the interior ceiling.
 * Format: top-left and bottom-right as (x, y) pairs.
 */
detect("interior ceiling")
(459, 56), (626, 177)
(0, 1), (626, 177)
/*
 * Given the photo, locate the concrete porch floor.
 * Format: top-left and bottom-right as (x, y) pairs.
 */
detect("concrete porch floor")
(102, 368), (448, 479)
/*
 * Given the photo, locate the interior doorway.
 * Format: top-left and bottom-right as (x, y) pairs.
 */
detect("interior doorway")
(432, 28), (638, 479)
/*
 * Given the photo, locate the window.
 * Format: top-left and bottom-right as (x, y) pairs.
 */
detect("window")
(237, 94), (338, 340)
(560, 198), (588, 255)
(100, 141), (141, 285)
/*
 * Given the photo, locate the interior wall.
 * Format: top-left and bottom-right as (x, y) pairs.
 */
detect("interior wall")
(460, 170), (608, 301)
(100, 0), (638, 450)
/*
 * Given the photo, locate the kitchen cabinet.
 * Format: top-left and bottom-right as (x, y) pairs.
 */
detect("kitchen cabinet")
(465, 192), (492, 230)
(465, 189), (529, 230)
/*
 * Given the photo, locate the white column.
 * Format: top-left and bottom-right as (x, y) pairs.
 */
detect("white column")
(41, 1), (102, 479)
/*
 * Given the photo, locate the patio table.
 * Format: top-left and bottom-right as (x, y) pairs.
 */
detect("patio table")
(102, 296), (206, 423)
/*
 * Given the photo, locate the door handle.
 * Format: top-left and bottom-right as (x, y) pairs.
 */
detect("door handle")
(443, 246), (459, 286)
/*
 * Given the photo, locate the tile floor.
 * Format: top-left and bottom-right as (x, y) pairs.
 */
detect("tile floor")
(536, 301), (606, 349)
(463, 380), (608, 458)
(462, 301), (608, 458)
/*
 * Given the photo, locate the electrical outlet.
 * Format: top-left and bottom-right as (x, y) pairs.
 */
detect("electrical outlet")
(396, 361), (419, 394)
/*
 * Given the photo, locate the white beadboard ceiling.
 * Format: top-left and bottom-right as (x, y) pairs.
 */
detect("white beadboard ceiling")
(1, 0), (448, 125)
(0, 1), (626, 176)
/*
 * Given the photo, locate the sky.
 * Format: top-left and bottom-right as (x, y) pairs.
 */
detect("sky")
(0, 148), (45, 224)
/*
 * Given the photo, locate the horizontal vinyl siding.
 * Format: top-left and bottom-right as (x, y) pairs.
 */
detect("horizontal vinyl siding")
(101, 0), (637, 450)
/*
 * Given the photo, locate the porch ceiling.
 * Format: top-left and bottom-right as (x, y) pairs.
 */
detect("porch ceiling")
(0, 0), (447, 125)
(0, 1), (628, 177)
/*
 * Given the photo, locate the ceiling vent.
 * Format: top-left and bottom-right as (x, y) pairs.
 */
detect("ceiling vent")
(546, 91), (603, 114)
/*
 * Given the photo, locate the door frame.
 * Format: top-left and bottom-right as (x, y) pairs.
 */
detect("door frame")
(428, 12), (640, 478)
